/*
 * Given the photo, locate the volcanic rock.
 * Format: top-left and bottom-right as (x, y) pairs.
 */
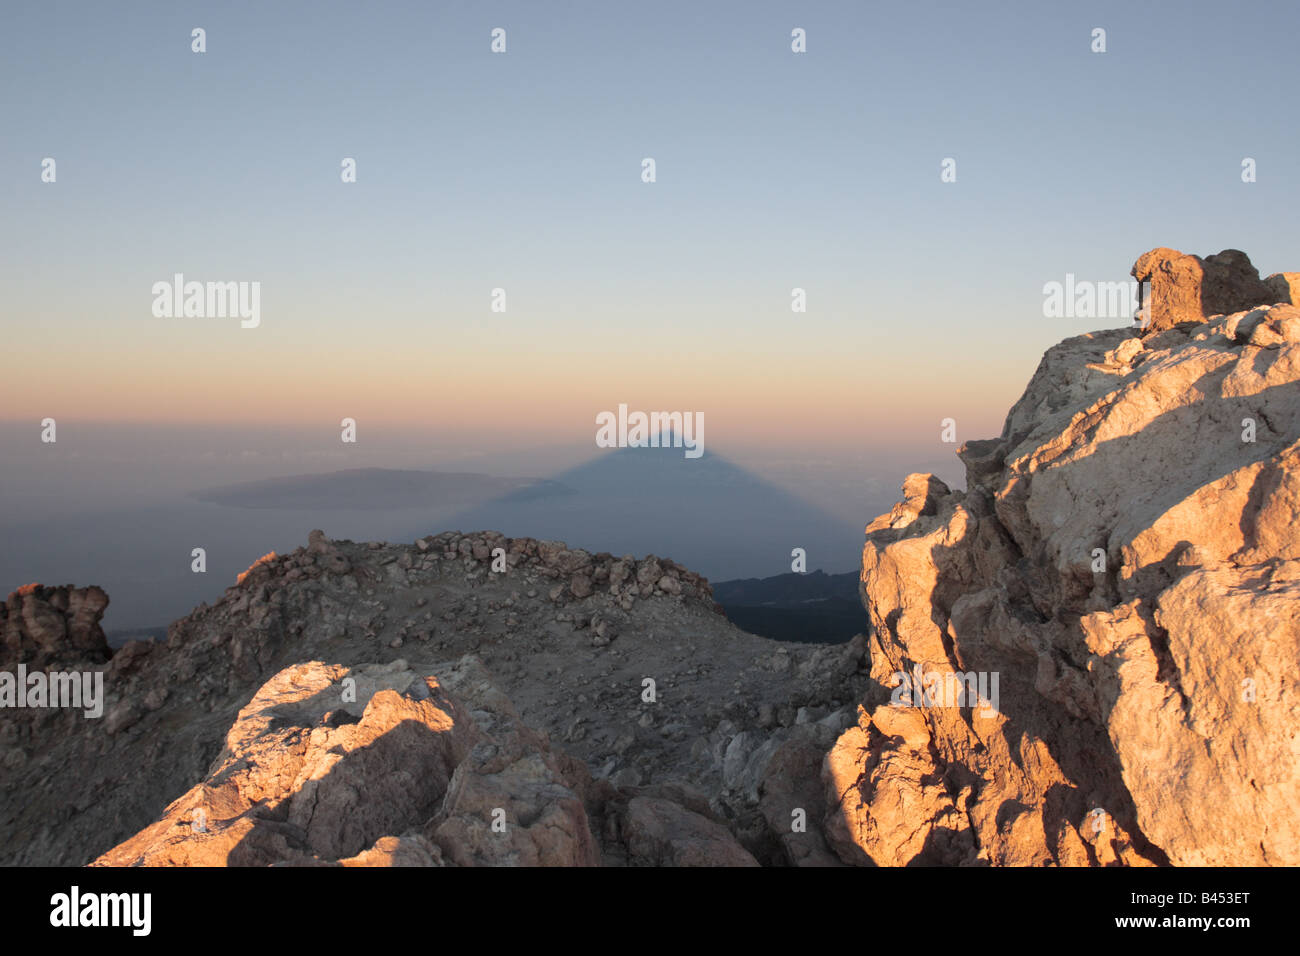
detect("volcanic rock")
(830, 300), (1300, 866)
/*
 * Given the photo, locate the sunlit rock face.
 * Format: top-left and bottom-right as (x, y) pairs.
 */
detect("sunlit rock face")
(829, 299), (1300, 866)
(1131, 246), (1294, 333)
(92, 657), (602, 867)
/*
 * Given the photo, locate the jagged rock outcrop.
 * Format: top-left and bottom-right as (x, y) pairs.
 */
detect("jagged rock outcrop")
(1131, 246), (1294, 333)
(828, 297), (1300, 866)
(1, 584), (112, 668)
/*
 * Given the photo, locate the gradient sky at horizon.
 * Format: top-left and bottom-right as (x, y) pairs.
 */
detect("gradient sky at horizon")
(3, 0), (1298, 455)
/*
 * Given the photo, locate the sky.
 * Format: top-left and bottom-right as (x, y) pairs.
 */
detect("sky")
(1, 1), (1298, 623)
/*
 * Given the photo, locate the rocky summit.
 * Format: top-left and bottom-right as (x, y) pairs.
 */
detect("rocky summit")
(3, 259), (1298, 866)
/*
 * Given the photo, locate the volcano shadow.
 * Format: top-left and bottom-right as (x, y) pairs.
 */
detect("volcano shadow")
(430, 444), (863, 583)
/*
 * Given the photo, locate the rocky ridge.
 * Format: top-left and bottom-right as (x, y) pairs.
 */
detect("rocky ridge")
(1, 533), (866, 866)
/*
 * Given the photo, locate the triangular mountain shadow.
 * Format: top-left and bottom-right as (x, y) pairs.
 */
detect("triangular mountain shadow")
(431, 442), (862, 582)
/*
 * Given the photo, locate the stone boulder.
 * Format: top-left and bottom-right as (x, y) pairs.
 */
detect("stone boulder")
(93, 657), (598, 866)
(1, 584), (111, 668)
(1131, 247), (1280, 333)
(1265, 272), (1300, 306)
(617, 796), (759, 867)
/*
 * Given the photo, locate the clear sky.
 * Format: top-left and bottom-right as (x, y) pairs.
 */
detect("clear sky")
(2, 0), (1297, 455)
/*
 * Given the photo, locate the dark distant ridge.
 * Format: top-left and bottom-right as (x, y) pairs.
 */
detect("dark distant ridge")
(712, 569), (859, 605)
(712, 569), (862, 644)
